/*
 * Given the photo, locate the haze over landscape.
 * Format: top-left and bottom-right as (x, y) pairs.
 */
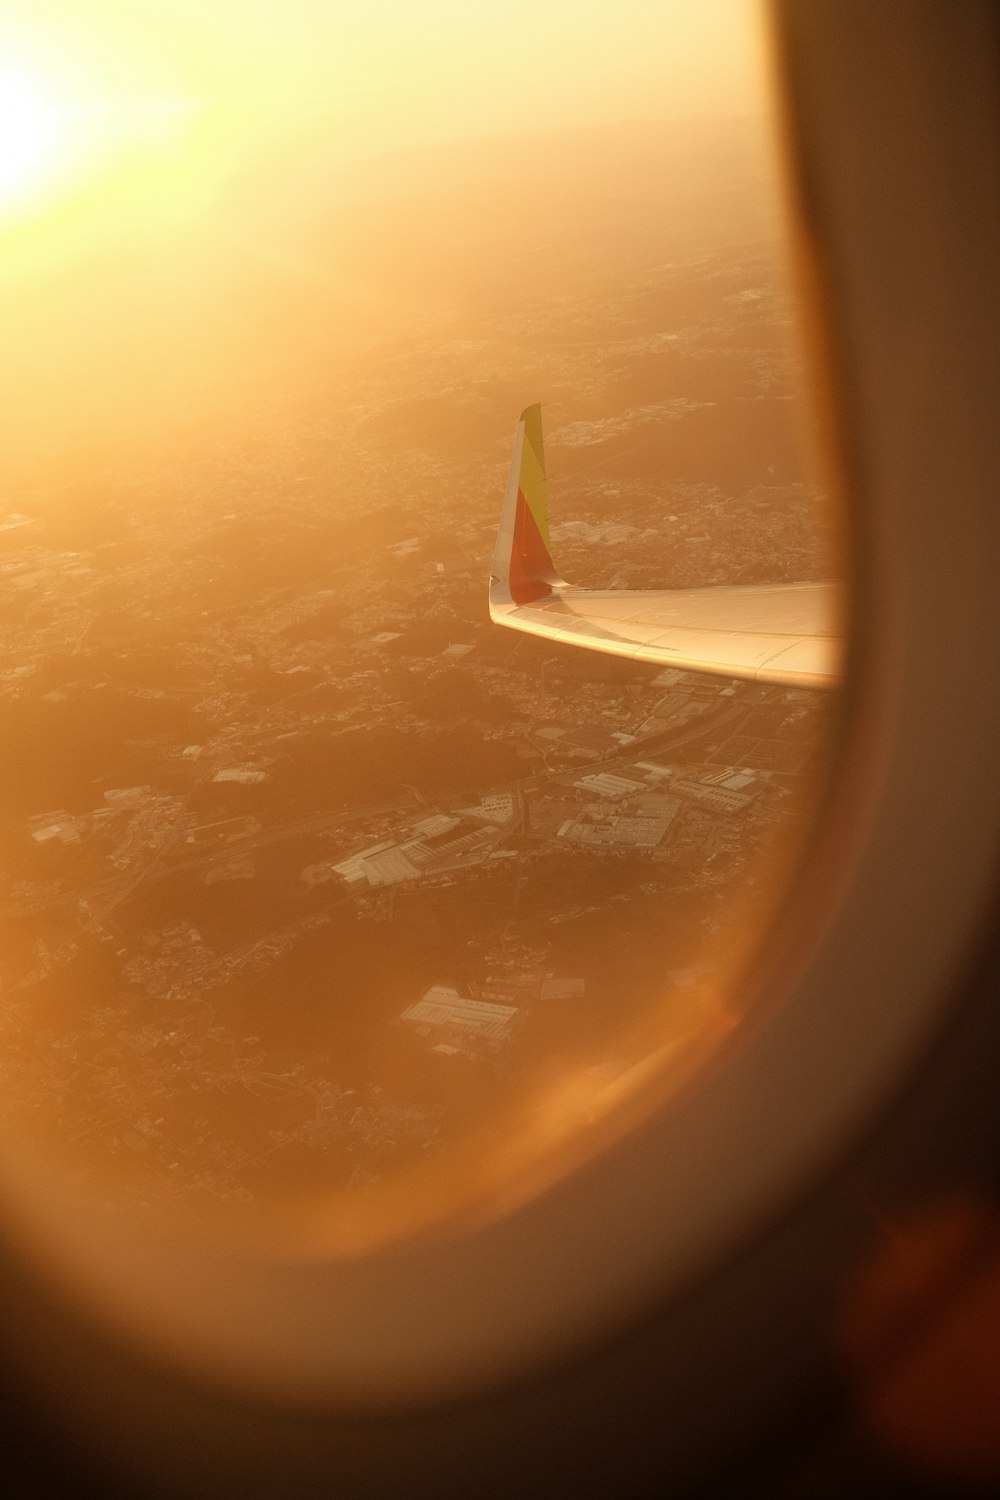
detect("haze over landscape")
(0, 4), (838, 1229)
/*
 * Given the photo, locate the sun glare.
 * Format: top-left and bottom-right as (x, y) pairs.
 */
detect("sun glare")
(0, 65), (63, 204)
(0, 56), (202, 225)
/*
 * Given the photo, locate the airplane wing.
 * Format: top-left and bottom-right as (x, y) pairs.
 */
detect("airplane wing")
(489, 405), (843, 689)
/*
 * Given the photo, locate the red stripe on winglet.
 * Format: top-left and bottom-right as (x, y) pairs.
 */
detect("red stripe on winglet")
(510, 489), (558, 604)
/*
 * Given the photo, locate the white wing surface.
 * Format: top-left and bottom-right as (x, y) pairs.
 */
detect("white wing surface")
(489, 405), (843, 690)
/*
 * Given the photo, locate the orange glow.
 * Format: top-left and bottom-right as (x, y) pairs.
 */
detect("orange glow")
(841, 1197), (1000, 1485)
(0, 2), (840, 1238)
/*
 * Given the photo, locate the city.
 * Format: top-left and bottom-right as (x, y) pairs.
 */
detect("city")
(0, 117), (837, 1218)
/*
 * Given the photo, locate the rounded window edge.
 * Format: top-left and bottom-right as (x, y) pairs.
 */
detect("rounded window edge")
(0, 0), (998, 1414)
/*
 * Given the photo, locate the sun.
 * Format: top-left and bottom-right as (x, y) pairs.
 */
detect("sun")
(0, 55), (204, 227)
(0, 64), (65, 206)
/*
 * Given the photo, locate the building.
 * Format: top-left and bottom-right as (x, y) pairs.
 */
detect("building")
(28, 811), (81, 845)
(667, 778), (751, 814)
(574, 772), (647, 800)
(334, 843), (422, 888)
(539, 977), (585, 1002)
(401, 985), (518, 1048)
(560, 812), (673, 850)
(461, 792), (515, 826)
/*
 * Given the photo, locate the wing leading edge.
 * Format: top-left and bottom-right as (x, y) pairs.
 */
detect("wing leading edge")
(489, 404), (843, 689)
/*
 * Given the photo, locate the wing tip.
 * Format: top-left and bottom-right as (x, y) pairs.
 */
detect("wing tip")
(490, 403), (564, 613)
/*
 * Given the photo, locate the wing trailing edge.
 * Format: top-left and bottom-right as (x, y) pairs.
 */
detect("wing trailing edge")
(489, 404), (843, 690)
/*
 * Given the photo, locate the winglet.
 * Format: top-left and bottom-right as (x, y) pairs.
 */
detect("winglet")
(489, 404), (566, 618)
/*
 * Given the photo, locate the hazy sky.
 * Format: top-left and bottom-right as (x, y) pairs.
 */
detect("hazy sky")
(2, 1), (767, 169)
(0, 1), (775, 460)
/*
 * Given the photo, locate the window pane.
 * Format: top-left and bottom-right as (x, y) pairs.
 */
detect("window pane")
(0, 2), (841, 1236)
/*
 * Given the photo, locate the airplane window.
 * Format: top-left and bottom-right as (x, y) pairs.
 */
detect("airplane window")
(0, 1), (843, 1255)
